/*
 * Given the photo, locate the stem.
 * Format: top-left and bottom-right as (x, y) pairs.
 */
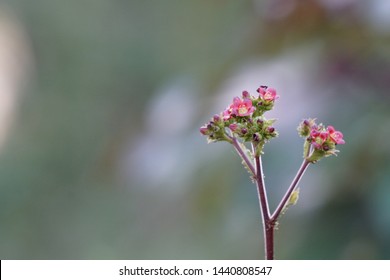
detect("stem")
(264, 224), (274, 260)
(232, 138), (310, 259)
(231, 137), (256, 176)
(252, 144), (273, 259)
(271, 160), (310, 222)
(255, 156), (274, 259)
(254, 156), (271, 220)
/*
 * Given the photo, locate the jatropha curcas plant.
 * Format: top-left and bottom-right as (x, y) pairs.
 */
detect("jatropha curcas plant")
(200, 86), (345, 260)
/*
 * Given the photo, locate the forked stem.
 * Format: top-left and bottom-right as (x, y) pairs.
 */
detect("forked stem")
(233, 139), (311, 259)
(254, 154), (274, 260)
(271, 160), (310, 222)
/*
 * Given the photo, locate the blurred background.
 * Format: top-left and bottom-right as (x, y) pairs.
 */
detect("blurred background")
(0, 0), (390, 259)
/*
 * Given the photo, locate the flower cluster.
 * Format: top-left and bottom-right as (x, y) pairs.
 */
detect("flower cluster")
(200, 86), (279, 152)
(298, 118), (345, 162)
(200, 84), (346, 260)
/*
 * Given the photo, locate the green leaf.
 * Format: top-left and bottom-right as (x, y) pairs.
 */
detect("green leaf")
(281, 188), (300, 216)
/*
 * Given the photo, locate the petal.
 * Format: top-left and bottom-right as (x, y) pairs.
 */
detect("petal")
(257, 87), (266, 96)
(333, 131), (345, 144)
(267, 88), (278, 99)
(320, 132), (329, 140)
(337, 139), (345, 144)
(327, 126), (335, 134)
(310, 130), (320, 138)
(233, 97), (241, 106)
(267, 88), (277, 95)
(243, 98), (252, 108)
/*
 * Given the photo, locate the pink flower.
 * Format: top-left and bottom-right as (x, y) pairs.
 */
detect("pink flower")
(231, 97), (255, 117)
(222, 106), (232, 121)
(258, 87), (279, 101)
(311, 129), (329, 149)
(327, 126), (345, 145)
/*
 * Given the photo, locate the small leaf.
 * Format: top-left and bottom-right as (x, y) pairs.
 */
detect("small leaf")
(281, 188), (300, 216)
(288, 188), (300, 206)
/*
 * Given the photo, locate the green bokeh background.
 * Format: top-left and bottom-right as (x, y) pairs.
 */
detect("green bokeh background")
(1, 0), (390, 259)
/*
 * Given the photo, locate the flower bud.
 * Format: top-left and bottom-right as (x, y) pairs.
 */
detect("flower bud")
(256, 85), (268, 93)
(298, 119), (315, 137)
(241, 128), (248, 135)
(242, 90), (250, 98)
(323, 144), (330, 151)
(253, 133), (261, 142)
(213, 114), (221, 122)
(200, 126), (208, 135)
(267, 127), (275, 133)
(229, 123), (238, 131)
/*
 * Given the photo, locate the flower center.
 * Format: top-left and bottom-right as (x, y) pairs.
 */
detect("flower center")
(264, 93), (272, 100)
(238, 106), (248, 115)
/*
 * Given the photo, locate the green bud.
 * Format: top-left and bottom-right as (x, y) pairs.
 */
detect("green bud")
(297, 118), (316, 137)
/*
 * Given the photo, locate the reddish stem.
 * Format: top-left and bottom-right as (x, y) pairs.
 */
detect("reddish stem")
(254, 154), (274, 259)
(231, 137), (256, 176)
(256, 156), (310, 259)
(232, 139), (310, 260)
(271, 160), (310, 222)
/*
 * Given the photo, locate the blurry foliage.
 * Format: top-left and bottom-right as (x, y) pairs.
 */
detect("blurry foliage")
(0, 0), (390, 259)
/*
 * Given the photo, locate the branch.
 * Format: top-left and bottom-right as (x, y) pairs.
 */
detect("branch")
(231, 137), (256, 176)
(254, 155), (271, 220)
(253, 144), (273, 259)
(271, 160), (310, 222)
